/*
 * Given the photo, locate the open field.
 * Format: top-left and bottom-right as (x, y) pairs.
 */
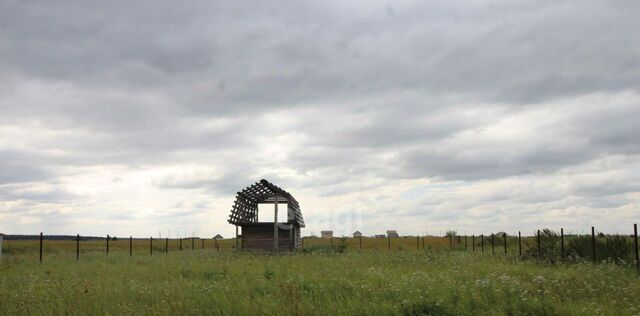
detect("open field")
(1, 239), (640, 315)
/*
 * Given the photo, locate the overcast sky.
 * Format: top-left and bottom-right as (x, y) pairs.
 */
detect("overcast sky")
(1, 1), (639, 238)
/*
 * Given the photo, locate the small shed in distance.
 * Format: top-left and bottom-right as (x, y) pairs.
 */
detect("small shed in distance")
(228, 179), (305, 252)
(321, 231), (333, 238)
(213, 234), (223, 240)
(353, 231), (362, 238)
(387, 230), (399, 238)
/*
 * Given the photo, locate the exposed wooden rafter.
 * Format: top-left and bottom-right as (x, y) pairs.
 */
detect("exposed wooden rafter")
(227, 179), (305, 227)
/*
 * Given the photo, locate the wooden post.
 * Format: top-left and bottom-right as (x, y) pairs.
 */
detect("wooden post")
(106, 234), (110, 255)
(449, 234), (452, 249)
(518, 231), (521, 258)
(359, 236), (362, 250)
(235, 226), (240, 251)
(416, 236), (419, 250)
(165, 238), (168, 254)
(191, 237), (194, 250)
(130, 236), (133, 256)
(202, 238), (204, 249)
(289, 228), (293, 251)
(472, 235), (475, 252)
(537, 229), (541, 258)
(150, 237), (153, 256)
(591, 226), (596, 263)
(503, 233), (507, 254)
(274, 196), (278, 254)
(180, 238), (183, 251)
(635, 224), (639, 271)
(560, 228), (564, 260)
(39, 232), (43, 263)
(422, 236), (425, 250)
(76, 234), (80, 261)
(388, 236), (391, 251)
(491, 233), (495, 255)
(481, 234), (484, 253)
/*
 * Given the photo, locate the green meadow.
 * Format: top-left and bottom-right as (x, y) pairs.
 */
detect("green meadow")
(1, 238), (639, 315)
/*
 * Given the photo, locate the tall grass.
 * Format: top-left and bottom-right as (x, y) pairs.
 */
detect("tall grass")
(1, 246), (640, 315)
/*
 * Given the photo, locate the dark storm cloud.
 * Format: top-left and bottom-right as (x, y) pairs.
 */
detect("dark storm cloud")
(1, 1), (638, 110)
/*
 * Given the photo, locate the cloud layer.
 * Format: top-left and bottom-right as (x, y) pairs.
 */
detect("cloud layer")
(1, 1), (639, 237)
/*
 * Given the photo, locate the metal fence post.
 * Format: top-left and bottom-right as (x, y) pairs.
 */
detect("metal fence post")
(129, 236), (133, 256)
(388, 236), (391, 251)
(106, 234), (110, 255)
(591, 226), (596, 263)
(518, 231), (521, 258)
(561, 228), (564, 260)
(634, 224), (639, 271)
(39, 232), (43, 263)
(503, 233), (507, 254)
(165, 238), (168, 254)
(481, 234), (484, 253)
(537, 229), (541, 258)
(472, 235), (475, 252)
(150, 237), (153, 256)
(180, 238), (182, 251)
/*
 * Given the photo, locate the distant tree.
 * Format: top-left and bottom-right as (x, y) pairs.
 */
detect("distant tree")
(445, 230), (457, 237)
(112, 236), (118, 241)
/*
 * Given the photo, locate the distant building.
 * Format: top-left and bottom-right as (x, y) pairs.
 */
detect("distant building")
(387, 230), (399, 238)
(374, 234), (386, 238)
(213, 234), (223, 240)
(321, 231), (333, 238)
(353, 231), (363, 238)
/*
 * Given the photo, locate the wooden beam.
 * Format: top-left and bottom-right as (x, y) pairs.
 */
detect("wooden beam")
(235, 225), (239, 251)
(274, 196), (278, 254)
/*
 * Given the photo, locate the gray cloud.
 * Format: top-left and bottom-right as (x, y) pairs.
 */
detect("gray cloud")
(0, 1), (639, 235)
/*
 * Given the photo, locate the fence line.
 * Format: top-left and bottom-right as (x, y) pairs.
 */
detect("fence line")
(2, 224), (638, 271)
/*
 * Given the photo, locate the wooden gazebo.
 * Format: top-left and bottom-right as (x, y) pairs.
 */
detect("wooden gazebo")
(228, 179), (305, 252)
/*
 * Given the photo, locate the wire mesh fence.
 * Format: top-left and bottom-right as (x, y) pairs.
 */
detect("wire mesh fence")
(1, 224), (638, 270)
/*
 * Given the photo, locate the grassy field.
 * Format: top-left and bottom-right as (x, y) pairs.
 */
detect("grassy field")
(1, 238), (640, 315)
